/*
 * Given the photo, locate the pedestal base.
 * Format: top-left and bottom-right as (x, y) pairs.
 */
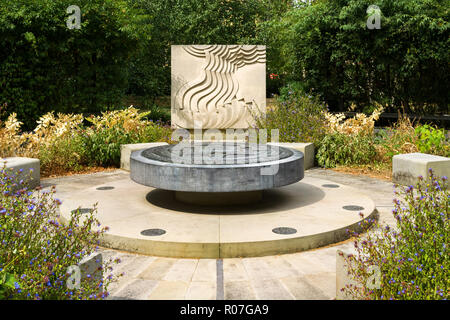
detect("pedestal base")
(175, 191), (263, 206)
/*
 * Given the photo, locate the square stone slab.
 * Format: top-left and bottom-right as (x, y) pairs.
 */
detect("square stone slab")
(171, 45), (266, 129)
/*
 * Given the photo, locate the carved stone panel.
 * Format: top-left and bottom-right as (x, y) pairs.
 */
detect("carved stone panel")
(171, 45), (266, 129)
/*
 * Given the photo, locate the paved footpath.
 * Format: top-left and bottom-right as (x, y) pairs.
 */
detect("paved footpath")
(43, 168), (398, 300)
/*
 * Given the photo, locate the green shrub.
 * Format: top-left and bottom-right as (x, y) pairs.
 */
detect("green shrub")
(39, 132), (88, 173)
(415, 124), (450, 157)
(374, 115), (419, 162)
(278, 82), (308, 102)
(141, 103), (171, 124)
(343, 170), (449, 300)
(82, 127), (138, 167)
(82, 123), (171, 167)
(0, 167), (122, 299)
(254, 91), (327, 146)
(317, 133), (377, 168)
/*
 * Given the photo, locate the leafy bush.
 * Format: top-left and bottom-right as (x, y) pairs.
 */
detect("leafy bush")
(254, 91), (327, 146)
(0, 168), (122, 299)
(39, 131), (88, 174)
(374, 114), (419, 162)
(82, 127), (138, 167)
(83, 107), (171, 166)
(263, 0), (450, 113)
(415, 124), (450, 157)
(324, 106), (384, 137)
(278, 82), (308, 102)
(139, 103), (171, 124)
(316, 132), (378, 168)
(342, 170), (449, 300)
(0, 107), (171, 173)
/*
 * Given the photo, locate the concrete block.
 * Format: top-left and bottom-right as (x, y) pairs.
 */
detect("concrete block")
(0, 157), (40, 189)
(393, 153), (450, 186)
(269, 142), (315, 170)
(120, 142), (168, 171)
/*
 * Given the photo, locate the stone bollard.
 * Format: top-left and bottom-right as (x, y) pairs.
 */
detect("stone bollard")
(0, 157), (40, 190)
(120, 143), (168, 171)
(393, 153), (449, 187)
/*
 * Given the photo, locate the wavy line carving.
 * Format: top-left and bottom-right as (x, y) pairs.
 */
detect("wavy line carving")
(173, 45), (265, 129)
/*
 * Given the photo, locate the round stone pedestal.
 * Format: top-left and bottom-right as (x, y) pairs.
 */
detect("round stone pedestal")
(130, 142), (304, 192)
(175, 191), (263, 206)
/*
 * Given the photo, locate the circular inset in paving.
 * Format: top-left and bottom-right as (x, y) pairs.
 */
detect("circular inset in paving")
(343, 205), (365, 211)
(322, 184), (340, 188)
(141, 228), (166, 236)
(71, 208), (94, 215)
(272, 227), (297, 235)
(96, 186), (115, 191)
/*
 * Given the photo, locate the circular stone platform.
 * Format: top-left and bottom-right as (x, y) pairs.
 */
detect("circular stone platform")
(58, 176), (377, 259)
(130, 142), (304, 193)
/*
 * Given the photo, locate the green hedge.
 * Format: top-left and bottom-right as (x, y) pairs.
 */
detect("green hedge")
(0, 0), (141, 129)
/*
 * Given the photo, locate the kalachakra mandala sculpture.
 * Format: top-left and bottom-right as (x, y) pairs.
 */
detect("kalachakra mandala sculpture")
(171, 45), (266, 129)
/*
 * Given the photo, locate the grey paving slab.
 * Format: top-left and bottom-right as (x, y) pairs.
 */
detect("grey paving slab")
(280, 277), (329, 300)
(224, 281), (257, 300)
(251, 278), (294, 300)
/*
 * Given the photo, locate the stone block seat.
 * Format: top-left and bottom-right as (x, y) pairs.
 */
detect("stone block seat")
(0, 157), (40, 189)
(120, 143), (168, 171)
(393, 153), (450, 186)
(268, 142), (314, 170)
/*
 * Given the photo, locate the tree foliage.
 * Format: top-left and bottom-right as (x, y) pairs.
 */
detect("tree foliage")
(263, 0), (449, 113)
(126, 0), (277, 99)
(0, 0), (145, 129)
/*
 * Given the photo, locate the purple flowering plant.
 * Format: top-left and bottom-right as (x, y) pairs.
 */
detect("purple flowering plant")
(253, 91), (327, 146)
(0, 167), (123, 300)
(342, 169), (448, 299)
